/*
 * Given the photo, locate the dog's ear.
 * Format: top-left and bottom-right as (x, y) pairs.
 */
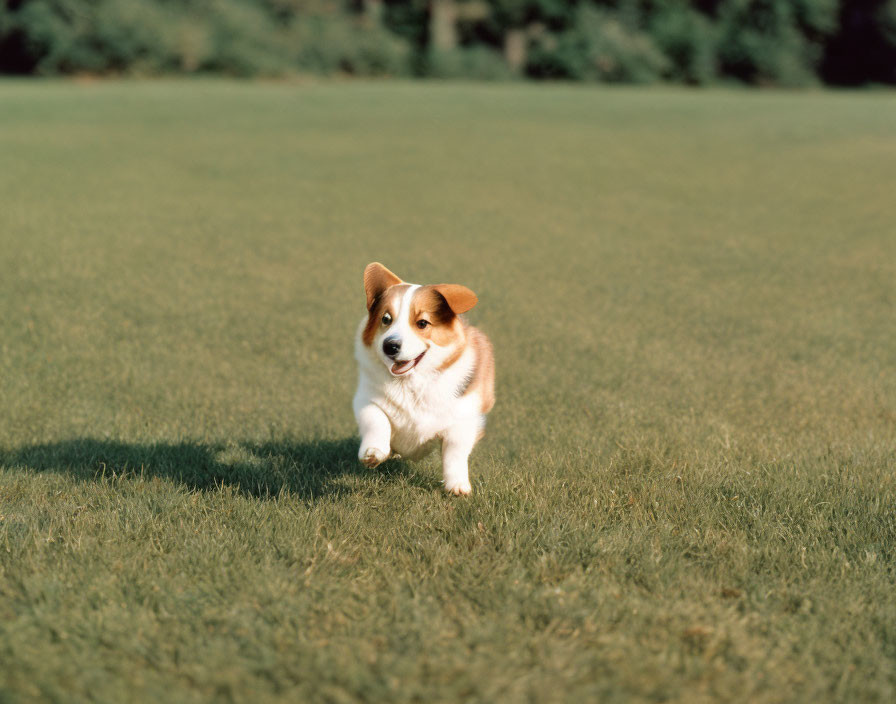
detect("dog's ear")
(363, 262), (402, 310)
(432, 284), (478, 315)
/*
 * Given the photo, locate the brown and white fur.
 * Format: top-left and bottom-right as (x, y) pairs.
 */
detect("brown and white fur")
(353, 262), (494, 495)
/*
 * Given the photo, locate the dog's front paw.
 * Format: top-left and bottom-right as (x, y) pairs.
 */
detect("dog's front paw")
(443, 478), (472, 496)
(359, 446), (389, 469)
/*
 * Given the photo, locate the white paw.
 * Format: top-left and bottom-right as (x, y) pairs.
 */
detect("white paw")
(443, 478), (472, 496)
(359, 446), (389, 469)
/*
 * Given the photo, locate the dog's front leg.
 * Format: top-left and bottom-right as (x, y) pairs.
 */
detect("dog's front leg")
(356, 403), (392, 468)
(440, 420), (481, 496)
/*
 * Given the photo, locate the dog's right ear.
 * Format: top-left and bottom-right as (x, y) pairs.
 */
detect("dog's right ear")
(363, 262), (402, 310)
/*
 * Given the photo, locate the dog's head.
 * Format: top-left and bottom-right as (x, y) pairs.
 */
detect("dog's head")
(361, 262), (477, 377)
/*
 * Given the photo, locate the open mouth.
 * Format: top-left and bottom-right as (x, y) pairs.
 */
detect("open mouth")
(390, 350), (426, 376)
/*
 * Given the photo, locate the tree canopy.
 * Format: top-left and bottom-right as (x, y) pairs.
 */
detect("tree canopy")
(0, 0), (893, 85)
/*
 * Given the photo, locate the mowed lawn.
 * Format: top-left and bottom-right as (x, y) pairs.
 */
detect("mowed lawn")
(1, 80), (894, 703)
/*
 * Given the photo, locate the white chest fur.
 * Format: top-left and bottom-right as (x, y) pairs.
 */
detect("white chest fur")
(353, 329), (481, 459)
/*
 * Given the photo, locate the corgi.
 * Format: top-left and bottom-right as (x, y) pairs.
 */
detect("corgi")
(353, 262), (495, 495)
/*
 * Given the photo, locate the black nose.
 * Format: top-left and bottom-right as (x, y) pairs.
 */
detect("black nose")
(382, 337), (401, 358)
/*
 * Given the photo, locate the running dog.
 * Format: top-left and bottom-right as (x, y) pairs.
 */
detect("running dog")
(353, 263), (495, 495)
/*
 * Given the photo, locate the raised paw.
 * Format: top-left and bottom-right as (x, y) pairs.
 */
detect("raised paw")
(359, 446), (389, 469)
(443, 478), (472, 496)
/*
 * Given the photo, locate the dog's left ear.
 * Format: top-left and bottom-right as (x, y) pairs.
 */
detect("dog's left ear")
(432, 284), (478, 315)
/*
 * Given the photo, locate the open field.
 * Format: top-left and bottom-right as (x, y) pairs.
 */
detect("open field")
(1, 81), (895, 702)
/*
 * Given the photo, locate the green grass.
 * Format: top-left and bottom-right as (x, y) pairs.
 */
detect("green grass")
(1, 80), (895, 703)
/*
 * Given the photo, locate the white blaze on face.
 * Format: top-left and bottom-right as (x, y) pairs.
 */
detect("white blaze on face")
(381, 284), (428, 376)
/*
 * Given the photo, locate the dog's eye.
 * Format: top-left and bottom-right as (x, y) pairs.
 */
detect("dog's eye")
(382, 313), (392, 326)
(416, 320), (430, 329)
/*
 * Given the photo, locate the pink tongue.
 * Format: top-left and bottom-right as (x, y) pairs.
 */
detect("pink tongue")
(391, 360), (413, 374)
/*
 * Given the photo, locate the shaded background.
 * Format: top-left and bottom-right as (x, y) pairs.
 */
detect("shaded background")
(1, 0), (895, 86)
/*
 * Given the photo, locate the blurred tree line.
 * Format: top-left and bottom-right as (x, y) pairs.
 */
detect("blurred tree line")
(1, 0), (894, 85)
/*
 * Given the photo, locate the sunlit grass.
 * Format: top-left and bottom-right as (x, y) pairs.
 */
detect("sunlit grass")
(1, 80), (894, 703)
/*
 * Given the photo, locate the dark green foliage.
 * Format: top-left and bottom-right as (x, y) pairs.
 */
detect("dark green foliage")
(380, 0), (430, 48)
(2, 0), (286, 75)
(197, 0), (291, 76)
(488, 0), (578, 28)
(647, 2), (717, 84)
(426, 46), (515, 79)
(715, 0), (823, 85)
(0, 0), (895, 84)
(0, 0), (411, 76)
(288, 14), (410, 76)
(528, 6), (668, 82)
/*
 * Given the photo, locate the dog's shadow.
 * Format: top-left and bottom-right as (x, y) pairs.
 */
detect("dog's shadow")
(0, 437), (440, 501)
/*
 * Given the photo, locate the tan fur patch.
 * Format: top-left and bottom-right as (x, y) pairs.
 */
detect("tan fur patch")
(463, 327), (495, 414)
(410, 286), (465, 349)
(431, 284), (477, 315)
(437, 340), (467, 372)
(362, 284), (411, 347)
(363, 262), (402, 310)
